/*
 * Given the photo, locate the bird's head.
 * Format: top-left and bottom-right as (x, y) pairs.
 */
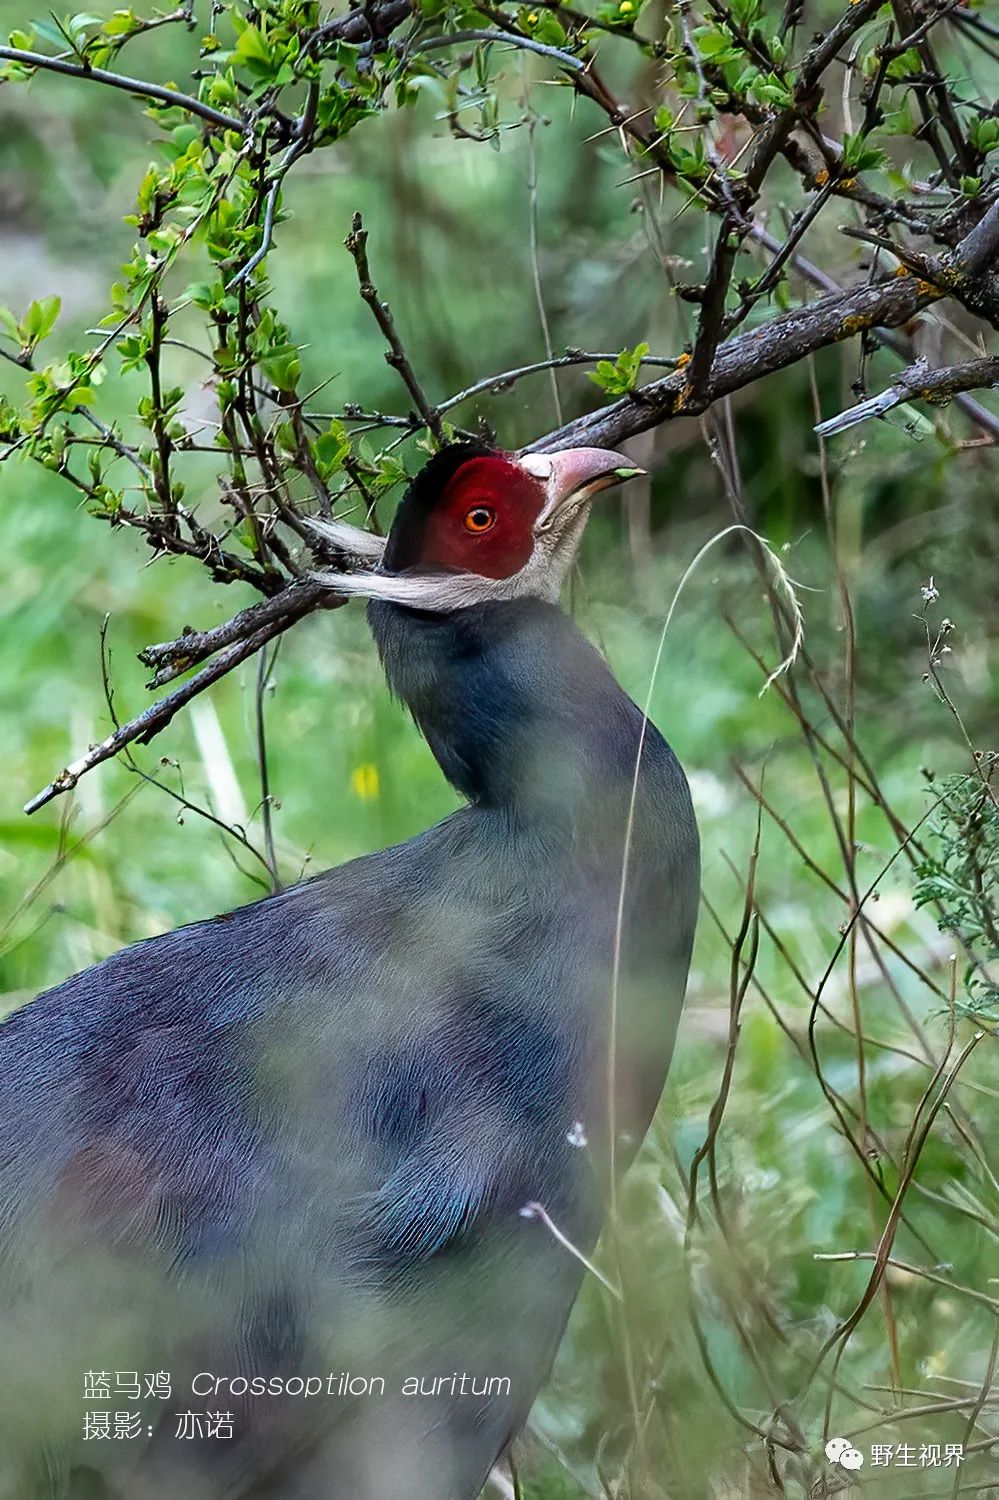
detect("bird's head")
(312, 441), (643, 612)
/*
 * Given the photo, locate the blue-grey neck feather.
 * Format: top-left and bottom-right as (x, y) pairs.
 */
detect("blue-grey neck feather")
(369, 595), (660, 817)
(367, 591), (700, 1148)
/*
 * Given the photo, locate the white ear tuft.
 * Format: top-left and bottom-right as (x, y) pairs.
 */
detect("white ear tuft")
(310, 566), (517, 613)
(305, 515), (387, 562)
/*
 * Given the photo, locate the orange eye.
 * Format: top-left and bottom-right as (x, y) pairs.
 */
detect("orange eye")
(464, 505), (496, 534)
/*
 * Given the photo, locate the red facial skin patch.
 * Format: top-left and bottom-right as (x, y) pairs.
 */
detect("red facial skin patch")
(415, 456), (545, 579)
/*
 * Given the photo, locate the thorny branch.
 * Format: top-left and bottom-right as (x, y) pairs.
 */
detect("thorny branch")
(20, 237), (999, 816)
(531, 270), (944, 451)
(5, 264), (926, 813)
(0, 44), (245, 131)
(5, 0), (999, 819)
(815, 355), (999, 437)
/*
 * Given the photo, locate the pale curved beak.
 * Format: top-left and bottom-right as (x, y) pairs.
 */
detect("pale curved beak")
(519, 446), (645, 529)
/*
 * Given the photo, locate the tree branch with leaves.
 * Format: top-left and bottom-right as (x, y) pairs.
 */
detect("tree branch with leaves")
(2, 0), (999, 814)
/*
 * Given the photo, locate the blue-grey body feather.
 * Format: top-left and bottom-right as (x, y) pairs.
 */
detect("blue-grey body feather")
(0, 595), (698, 1499)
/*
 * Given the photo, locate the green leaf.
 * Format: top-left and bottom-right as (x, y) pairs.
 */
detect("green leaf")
(234, 518), (259, 554)
(880, 104), (915, 137)
(587, 341), (649, 396)
(232, 22), (271, 66)
(750, 72), (792, 107)
(517, 5), (567, 45)
(259, 348), (301, 392)
(885, 46), (920, 82)
(730, 0), (761, 26)
(840, 130), (887, 175)
(314, 421), (351, 475)
(102, 9), (137, 37)
(21, 294), (61, 346)
(204, 72), (238, 105)
(0, 59), (35, 80)
(31, 16), (73, 49)
(370, 453), (408, 492)
(183, 281), (219, 309)
(969, 116), (999, 155)
(146, 225), (182, 254)
(0, 393), (21, 440)
(668, 134), (709, 180)
(693, 24), (741, 64)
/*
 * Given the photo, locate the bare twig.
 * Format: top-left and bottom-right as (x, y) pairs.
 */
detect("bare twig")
(439, 350), (680, 412)
(139, 580), (336, 686)
(345, 213), (443, 442)
(815, 355), (999, 437)
(24, 612), (318, 815)
(255, 642), (282, 893)
(810, 1029), (986, 1380)
(408, 29), (583, 71)
(0, 44), (245, 132)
